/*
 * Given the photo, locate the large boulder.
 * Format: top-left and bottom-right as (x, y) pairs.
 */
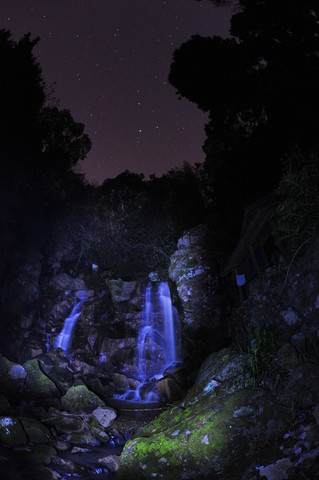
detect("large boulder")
(0, 355), (27, 399)
(18, 417), (52, 443)
(61, 385), (105, 413)
(169, 225), (226, 361)
(117, 347), (292, 480)
(98, 454), (121, 472)
(92, 405), (117, 429)
(0, 416), (28, 447)
(23, 359), (61, 402)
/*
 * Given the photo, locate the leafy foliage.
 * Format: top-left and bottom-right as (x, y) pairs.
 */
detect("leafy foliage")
(275, 158), (319, 252)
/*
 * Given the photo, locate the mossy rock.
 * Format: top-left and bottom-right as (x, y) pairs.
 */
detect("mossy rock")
(52, 414), (84, 433)
(61, 385), (105, 413)
(0, 416), (28, 447)
(118, 342), (292, 480)
(118, 388), (290, 480)
(0, 355), (27, 399)
(67, 430), (100, 446)
(19, 444), (57, 465)
(18, 417), (52, 443)
(23, 359), (60, 401)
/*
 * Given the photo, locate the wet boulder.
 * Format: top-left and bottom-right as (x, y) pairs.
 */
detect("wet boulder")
(156, 368), (187, 403)
(98, 454), (121, 472)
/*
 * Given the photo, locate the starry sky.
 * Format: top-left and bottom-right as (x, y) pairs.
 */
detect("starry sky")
(1, 1), (231, 184)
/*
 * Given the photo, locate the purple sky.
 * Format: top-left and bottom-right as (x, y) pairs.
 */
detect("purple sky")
(1, 1), (231, 184)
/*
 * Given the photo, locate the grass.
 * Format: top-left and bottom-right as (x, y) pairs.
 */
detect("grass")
(233, 325), (277, 385)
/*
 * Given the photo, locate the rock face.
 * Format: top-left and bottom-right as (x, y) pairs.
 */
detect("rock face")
(118, 345), (319, 479)
(169, 224), (226, 364)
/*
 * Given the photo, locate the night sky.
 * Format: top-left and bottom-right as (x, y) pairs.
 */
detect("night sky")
(1, 1), (231, 184)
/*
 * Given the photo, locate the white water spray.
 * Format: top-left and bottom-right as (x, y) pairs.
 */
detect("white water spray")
(54, 292), (89, 352)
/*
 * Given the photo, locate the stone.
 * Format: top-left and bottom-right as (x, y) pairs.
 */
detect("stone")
(52, 414), (84, 433)
(49, 273), (86, 291)
(61, 385), (105, 413)
(92, 405), (117, 429)
(281, 307), (299, 326)
(51, 456), (76, 473)
(55, 441), (70, 451)
(71, 446), (92, 453)
(156, 375), (185, 403)
(33, 466), (61, 480)
(67, 431), (99, 445)
(112, 372), (129, 390)
(258, 458), (292, 480)
(98, 454), (121, 472)
(20, 313), (35, 329)
(110, 280), (136, 303)
(23, 359), (60, 401)
(91, 426), (110, 443)
(18, 417), (52, 442)
(0, 416), (28, 447)
(21, 444), (57, 465)
(40, 363), (74, 394)
(0, 355), (27, 399)
(168, 225), (225, 357)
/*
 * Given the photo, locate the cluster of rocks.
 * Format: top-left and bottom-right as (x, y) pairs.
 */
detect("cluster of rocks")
(0, 348), (125, 479)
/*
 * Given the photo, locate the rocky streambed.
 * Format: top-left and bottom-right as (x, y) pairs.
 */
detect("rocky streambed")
(0, 347), (141, 479)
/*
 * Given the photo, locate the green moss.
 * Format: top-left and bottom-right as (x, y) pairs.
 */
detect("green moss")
(23, 360), (60, 399)
(118, 391), (248, 479)
(61, 385), (104, 412)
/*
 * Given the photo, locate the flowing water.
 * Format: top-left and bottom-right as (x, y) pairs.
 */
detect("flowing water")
(115, 281), (181, 402)
(54, 291), (89, 352)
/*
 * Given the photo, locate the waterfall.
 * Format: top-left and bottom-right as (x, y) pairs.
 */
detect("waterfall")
(54, 292), (89, 352)
(115, 281), (181, 402)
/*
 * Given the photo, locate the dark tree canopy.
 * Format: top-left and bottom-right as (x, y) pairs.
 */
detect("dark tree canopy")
(0, 30), (45, 157)
(40, 106), (92, 172)
(169, 0), (319, 217)
(0, 29), (92, 267)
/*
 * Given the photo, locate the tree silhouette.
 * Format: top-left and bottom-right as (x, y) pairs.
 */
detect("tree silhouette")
(169, 0), (319, 219)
